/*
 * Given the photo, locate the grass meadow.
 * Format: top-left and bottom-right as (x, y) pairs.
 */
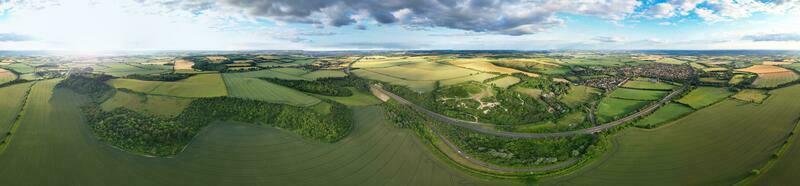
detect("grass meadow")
(676, 87), (734, 109)
(100, 91), (194, 117)
(107, 73), (227, 97)
(607, 88), (668, 101)
(633, 103), (694, 128)
(596, 97), (650, 123)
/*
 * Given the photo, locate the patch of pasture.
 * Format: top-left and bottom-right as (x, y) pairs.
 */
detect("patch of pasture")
(751, 71), (799, 88)
(561, 85), (602, 108)
(107, 73), (228, 98)
(100, 91), (193, 117)
(655, 57), (685, 64)
(732, 89), (769, 103)
(633, 103), (694, 128)
(96, 63), (170, 77)
(270, 67), (310, 76)
(514, 87), (543, 98)
(621, 79), (676, 90)
(596, 97), (650, 123)
(352, 57), (427, 68)
(301, 70), (347, 79)
(608, 88), (668, 101)
(174, 59), (194, 71)
(487, 76), (520, 88)
(222, 74), (321, 106)
(544, 85), (800, 185)
(0, 63), (34, 74)
(676, 87), (734, 109)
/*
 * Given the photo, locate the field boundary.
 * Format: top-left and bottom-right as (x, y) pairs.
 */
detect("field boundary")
(736, 117), (800, 185)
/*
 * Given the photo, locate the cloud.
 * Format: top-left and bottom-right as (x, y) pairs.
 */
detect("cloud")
(743, 33), (800, 42)
(593, 36), (626, 43)
(320, 42), (426, 49)
(217, 0), (641, 36)
(0, 33), (33, 41)
(645, 3), (675, 18)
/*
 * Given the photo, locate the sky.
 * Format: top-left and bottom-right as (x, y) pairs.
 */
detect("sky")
(0, 0), (798, 51)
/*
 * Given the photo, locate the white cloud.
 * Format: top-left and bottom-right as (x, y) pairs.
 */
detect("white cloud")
(646, 3), (676, 18)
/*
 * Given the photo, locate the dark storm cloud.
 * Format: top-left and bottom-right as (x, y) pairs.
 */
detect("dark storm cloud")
(743, 33), (800, 42)
(0, 33), (33, 42)
(217, 0), (641, 36)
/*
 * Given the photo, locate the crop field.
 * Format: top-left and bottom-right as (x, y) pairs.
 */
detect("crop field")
(107, 74), (228, 97)
(363, 62), (479, 81)
(729, 74), (753, 85)
(596, 97), (649, 122)
(751, 71), (799, 88)
(301, 70), (347, 79)
(562, 56), (636, 66)
(174, 59), (194, 71)
(0, 82), (33, 139)
(491, 58), (571, 75)
(222, 74), (321, 106)
(561, 85), (602, 108)
(544, 85), (800, 185)
(448, 58), (539, 77)
(676, 87), (734, 109)
(607, 88), (668, 101)
(100, 91), (194, 116)
(0, 68), (16, 84)
(487, 76), (520, 88)
(0, 89), (496, 185)
(351, 69), (436, 92)
(352, 57), (428, 68)
(620, 79), (676, 90)
(633, 103), (694, 128)
(731, 89), (769, 103)
(439, 73), (498, 86)
(703, 67), (729, 72)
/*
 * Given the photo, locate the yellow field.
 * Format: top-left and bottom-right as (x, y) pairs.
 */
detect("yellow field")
(107, 73), (227, 97)
(737, 65), (799, 88)
(174, 59), (194, 70)
(351, 69), (436, 92)
(206, 56), (228, 63)
(762, 61), (793, 65)
(447, 58), (539, 77)
(732, 89), (769, 103)
(439, 73), (498, 86)
(352, 56), (429, 68)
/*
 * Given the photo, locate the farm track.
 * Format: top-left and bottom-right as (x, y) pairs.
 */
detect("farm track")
(371, 84), (686, 139)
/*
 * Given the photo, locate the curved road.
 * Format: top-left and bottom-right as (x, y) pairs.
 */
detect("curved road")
(372, 85), (686, 139)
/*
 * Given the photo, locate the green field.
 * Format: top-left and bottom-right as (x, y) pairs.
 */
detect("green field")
(621, 80), (676, 90)
(224, 69), (307, 80)
(607, 88), (668, 101)
(676, 87), (734, 109)
(107, 74), (228, 97)
(561, 85), (602, 108)
(96, 63), (171, 77)
(544, 85), (800, 185)
(633, 103), (694, 128)
(487, 76), (520, 88)
(100, 91), (194, 116)
(222, 74), (321, 106)
(596, 97), (650, 123)
(0, 63), (35, 73)
(0, 87), (496, 185)
(270, 67), (310, 76)
(0, 82), (33, 139)
(514, 87), (543, 98)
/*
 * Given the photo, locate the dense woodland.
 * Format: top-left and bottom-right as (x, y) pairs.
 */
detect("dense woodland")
(60, 74), (353, 156)
(261, 77), (353, 96)
(382, 101), (596, 167)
